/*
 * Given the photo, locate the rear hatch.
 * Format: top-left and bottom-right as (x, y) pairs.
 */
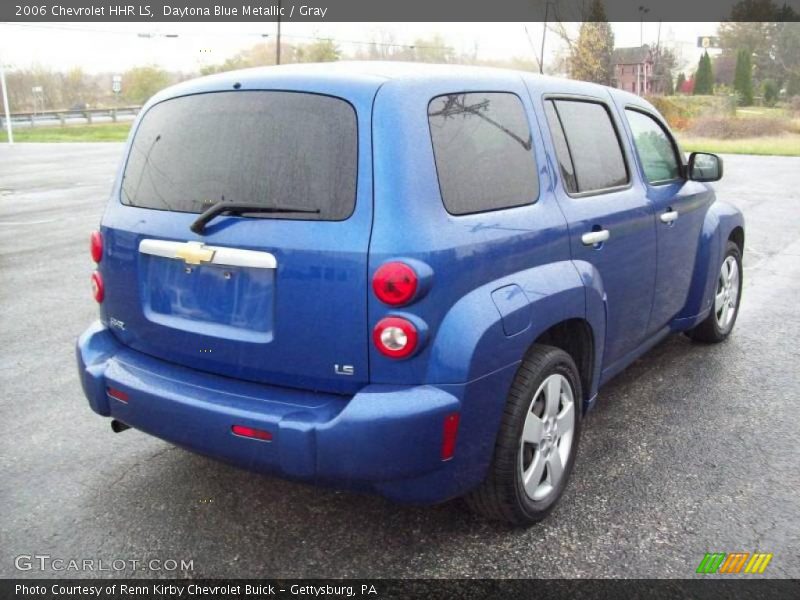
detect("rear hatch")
(99, 86), (374, 394)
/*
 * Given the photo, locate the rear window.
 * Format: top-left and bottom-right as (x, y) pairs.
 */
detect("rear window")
(428, 92), (538, 215)
(121, 91), (357, 220)
(546, 99), (629, 195)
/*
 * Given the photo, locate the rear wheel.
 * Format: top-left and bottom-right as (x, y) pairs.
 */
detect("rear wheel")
(688, 240), (743, 343)
(465, 345), (582, 526)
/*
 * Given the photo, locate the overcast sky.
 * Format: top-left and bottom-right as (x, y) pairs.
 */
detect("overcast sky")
(0, 21), (718, 74)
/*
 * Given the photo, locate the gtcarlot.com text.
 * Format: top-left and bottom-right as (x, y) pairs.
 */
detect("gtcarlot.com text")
(14, 554), (193, 573)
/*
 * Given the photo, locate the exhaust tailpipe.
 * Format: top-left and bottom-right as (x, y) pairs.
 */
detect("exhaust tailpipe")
(111, 419), (130, 433)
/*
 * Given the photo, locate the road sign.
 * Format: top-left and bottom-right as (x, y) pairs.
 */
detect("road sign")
(31, 86), (43, 93)
(698, 36), (720, 49)
(112, 75), (122, 94)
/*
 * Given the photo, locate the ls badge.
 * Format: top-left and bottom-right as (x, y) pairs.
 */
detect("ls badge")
(334, 364), (354, 376)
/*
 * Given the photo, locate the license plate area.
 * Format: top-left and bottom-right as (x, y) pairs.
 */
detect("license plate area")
(140, 255), (274, 343)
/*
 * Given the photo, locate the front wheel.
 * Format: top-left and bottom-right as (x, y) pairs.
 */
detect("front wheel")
(465, 345), (582, 526)
(687, 240), (743, 343)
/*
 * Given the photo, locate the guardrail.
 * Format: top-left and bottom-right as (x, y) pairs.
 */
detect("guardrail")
(0, 106), (141, 128)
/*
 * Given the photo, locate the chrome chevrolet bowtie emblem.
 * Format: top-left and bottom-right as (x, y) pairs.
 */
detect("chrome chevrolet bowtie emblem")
(139, 239), (278, 270)
(174, 241), (215, 265)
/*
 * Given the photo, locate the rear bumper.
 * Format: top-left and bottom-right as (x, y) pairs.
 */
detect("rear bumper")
(76, 322), (515, 503)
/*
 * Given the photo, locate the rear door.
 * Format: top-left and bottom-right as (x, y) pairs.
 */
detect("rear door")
(541, 95), (657, 369)
(99, 88), (373, 394)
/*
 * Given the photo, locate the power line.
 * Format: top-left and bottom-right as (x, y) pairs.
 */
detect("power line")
(1, 22), (453, 51)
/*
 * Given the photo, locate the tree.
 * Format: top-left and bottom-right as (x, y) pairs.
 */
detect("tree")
(693, 51), (714, 95)
(61, 68), (94, 108)
(652, 46), (678, 95)
(295, 39), (340, 63)
(788, 74), (800, 97)
(121, 66), (171, 104)
(675, 72), (686, 94)
(762, 79), (778, 106)
(718, 1), (800, 87)
(411, 34), (456, 63)
(5, 65), (65, 112)
(663, 72), (675, 95)
(733, 49), (754, 105)
(568, 0), (615, 84)
(712, 53), (737, 86)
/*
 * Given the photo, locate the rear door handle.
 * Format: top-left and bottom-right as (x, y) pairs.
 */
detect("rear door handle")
(660, 210), (679, 224)
(581, 230), (610, 246)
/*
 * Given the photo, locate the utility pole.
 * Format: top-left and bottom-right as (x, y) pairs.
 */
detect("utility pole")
(0, 56), (13, 144)
(276, 0), (282, 65)
(539, 1), (550, 75)
(523, 26), (542, 74)
(653, 21), (662, 94)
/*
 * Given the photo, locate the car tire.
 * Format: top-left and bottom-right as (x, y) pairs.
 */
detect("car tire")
(687, 240), (743, 343)
(465, 344), (582, 526)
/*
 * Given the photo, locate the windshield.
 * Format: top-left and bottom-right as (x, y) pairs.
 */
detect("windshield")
(120, 91), (358, 221)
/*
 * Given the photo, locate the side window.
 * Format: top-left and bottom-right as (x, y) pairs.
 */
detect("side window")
(625, 108), (682, 184)
(428, 92), (539, 215)
(549, 99), (629, 194)
(543, 100), (578, 194)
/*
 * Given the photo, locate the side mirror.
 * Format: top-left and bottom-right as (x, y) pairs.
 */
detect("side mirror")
(687, 152), (723, 182)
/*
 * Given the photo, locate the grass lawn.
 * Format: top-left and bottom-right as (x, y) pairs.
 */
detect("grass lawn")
(678, 133), (800, 157)
(736, 106), (788, 119)
(0, 122), (131, 143)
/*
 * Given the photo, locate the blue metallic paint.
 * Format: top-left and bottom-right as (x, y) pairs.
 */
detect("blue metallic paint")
(77, 63), (743, 504)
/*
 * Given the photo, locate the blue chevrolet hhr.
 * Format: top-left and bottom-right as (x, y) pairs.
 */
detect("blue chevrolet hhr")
(77, 62), (744, 525)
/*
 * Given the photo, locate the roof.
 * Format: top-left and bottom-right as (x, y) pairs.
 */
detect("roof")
(613, 45), (653, 65)
(147, 60), (614, 111)
(207, 60), (541, 84)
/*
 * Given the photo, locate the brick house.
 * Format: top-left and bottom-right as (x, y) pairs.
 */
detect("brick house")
(613, 45), (654, 96)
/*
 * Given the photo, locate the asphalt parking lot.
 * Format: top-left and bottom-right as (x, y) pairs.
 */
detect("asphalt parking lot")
(1, 144), (798, 579)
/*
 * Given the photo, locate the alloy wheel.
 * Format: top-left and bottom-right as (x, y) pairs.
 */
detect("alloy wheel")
(519, 373), (576, 501)
(715, 255), (740, 331)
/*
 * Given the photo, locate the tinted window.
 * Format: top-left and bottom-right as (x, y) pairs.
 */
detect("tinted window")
(625, 109), (682, 183)
(428, 92), (538, 215)
(551, 100), (629, 194)
(121, 91), (357, 220)
(543, 100), (578, 194)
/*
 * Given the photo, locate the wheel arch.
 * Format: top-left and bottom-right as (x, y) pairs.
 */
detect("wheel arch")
(426, 260), (600, 388)
(676, 199), (744, 327)
(529, 318), (595, 412)
(729, 225), (745, 254)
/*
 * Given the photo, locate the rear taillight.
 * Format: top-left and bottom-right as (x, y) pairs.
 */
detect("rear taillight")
(107, 387), (129, 403)
(373, 262), (418, 306)
(91, 271), (104, 303)
(231, 424), (273, 441)
(90, 230), (103, 263)
(373, 316), (418, 359)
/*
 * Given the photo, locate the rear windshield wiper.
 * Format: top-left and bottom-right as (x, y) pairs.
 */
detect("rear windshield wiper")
(190, 202), (320, 234)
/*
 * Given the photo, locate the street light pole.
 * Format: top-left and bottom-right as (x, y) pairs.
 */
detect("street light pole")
(638, 5), (650, 48)
(0, 57), (13, 145)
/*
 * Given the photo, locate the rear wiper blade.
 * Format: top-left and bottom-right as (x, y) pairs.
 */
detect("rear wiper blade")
(190, 201), (320, 234)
